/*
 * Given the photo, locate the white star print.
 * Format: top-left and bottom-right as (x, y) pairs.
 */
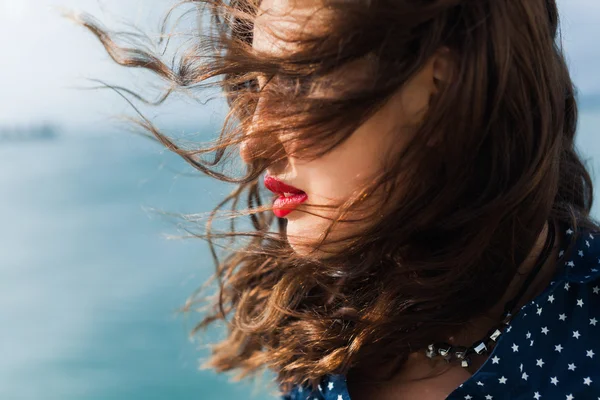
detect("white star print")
(541, 326), (549, 334)
(564, 282), (570, 291)
(512, 343), (519, 352)
(593, 286), (600, 294)
(522, 372), (529, 380)
(573, 330), (581, 339)
(530, 339), (535, 346)
(328, 382), (334, 390)
(534, 392), (541, 400)
(337, 395), (343, 400)
(492, 356), (500, 364)
(586, 240), (590, 247)
(476, 381), (484, 386)
(568, 363), (576, 371)
(555, 344), (563, 352)
(526, 331), (531, 339)
(536, 359), (545, 367)
(485, 396), (493, 400)
(566, 394), (574, 400)
(566, 228), (573, 235)
(587, 349), (595, 358)
(537, 307), (543, 315)
(498, 376), (507, 384)
(577, 299), (584, 307)
(584, 377), (592, 386)
(559, 313), (567, 321)
(578, 250), (584, 257)
(591, 318), (598, 326)
(464, 395), (472, 400)
(567, 261), (575, 267)
(551, 376), (559, 385)
(548, 294), (555, 303)
(559, 250), (565, 257)
(519, 363), (523, 372)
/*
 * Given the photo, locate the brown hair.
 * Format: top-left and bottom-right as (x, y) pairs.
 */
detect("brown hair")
(74, 0), (598, 395)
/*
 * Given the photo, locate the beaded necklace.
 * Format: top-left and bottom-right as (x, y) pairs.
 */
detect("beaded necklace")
(424, 219), (556, 368)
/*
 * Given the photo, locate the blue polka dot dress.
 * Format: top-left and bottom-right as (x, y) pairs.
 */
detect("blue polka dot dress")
(281, 221), (600, 399)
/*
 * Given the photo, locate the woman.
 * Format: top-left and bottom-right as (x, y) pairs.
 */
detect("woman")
(78, 0), (600, 398)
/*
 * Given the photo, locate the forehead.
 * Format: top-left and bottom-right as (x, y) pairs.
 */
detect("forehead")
(252, 0), (330, 57)
(251, 0), (377, 92)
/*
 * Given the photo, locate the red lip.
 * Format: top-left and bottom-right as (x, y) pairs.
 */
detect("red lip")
(264, 174), (305, 195)
(263, 174), (308, 218)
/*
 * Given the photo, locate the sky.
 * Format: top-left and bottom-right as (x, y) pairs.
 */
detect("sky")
(0, 0), (599, 132)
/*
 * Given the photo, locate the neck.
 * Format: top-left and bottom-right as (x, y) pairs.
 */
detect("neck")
(446, 219), (561, 372)
(479, 221), (558, 321)
(349, 219), (563, 383)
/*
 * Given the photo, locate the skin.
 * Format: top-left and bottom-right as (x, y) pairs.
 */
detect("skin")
(240, 1), (563, 398)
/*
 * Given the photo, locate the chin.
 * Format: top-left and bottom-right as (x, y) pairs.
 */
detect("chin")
(284, 213), (320, 256)
(284, 213), (343, 259)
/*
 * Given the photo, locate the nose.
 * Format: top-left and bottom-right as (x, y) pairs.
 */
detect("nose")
(240, 130), (289, 168)
(239, 129), (264, 165)
(239, 98), (285, 165)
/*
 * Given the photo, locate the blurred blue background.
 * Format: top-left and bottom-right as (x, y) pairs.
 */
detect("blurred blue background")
(0, 1), (599, 399)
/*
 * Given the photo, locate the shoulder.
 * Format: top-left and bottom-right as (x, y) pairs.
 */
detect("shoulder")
(512, 222), (600, 389)
(561, 226), (600, 284)
(541, 223), (600, 333)
(449, 221), (600, 399)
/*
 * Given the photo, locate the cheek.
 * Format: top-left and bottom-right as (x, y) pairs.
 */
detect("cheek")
(293, 87), (416, 206)
(298, 128), (389, 204)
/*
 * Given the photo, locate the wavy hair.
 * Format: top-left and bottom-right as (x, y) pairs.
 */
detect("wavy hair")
(74, 0), (598, 395)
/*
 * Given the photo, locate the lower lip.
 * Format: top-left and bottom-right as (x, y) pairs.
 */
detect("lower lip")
(272, 192), (308, 218)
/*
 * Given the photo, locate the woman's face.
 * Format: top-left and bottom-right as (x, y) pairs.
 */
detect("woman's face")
(241, 0), (449, 257)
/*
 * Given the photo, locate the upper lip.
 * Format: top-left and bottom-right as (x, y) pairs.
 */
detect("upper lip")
(264, 174), (305, 195)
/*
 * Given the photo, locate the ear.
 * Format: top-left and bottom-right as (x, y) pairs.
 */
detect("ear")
(426, 47), (453, 147)
(432, 47), (452, 92)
